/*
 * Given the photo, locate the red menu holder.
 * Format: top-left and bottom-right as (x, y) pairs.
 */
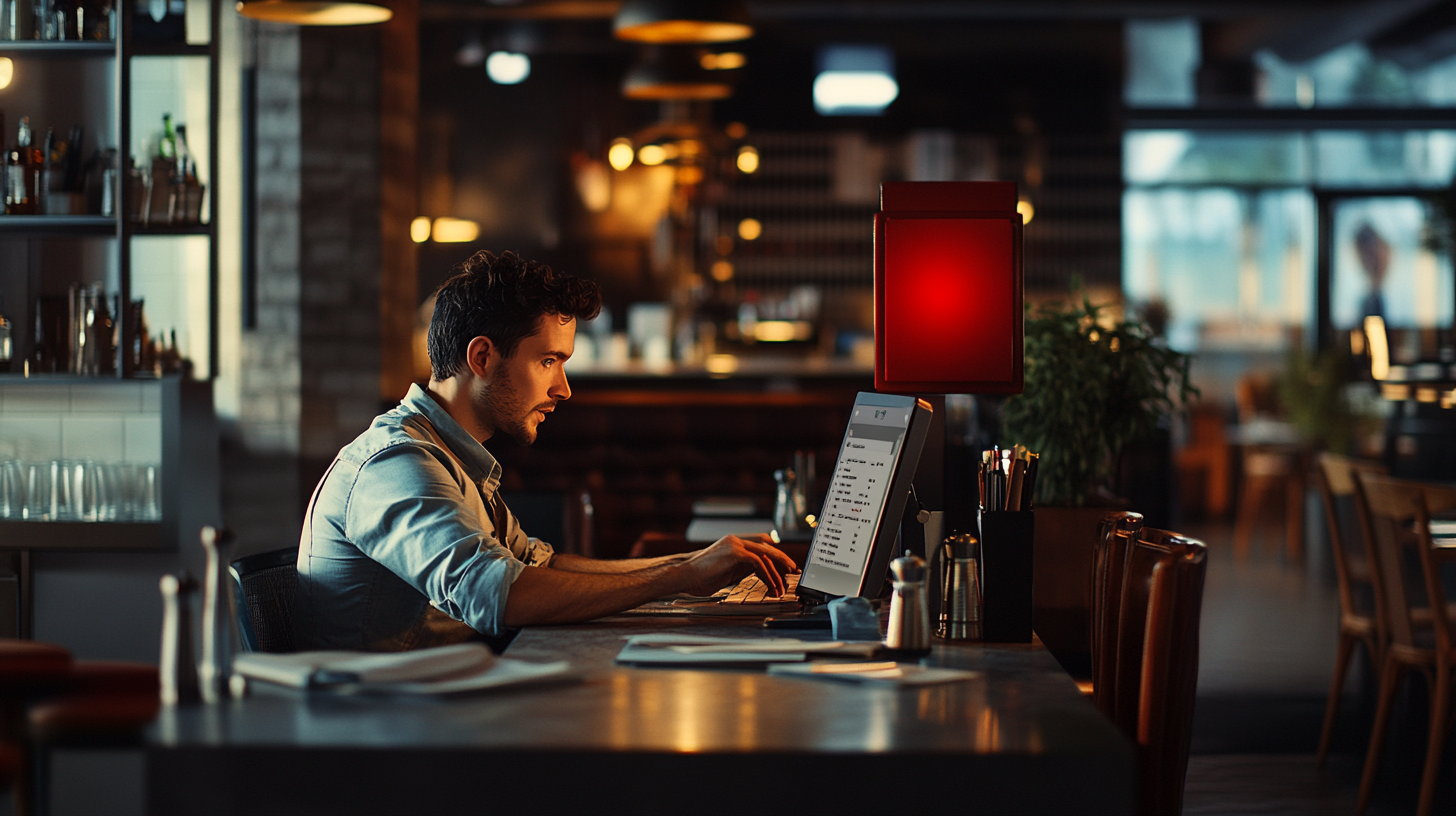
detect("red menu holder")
(874, 181), (1024, 395)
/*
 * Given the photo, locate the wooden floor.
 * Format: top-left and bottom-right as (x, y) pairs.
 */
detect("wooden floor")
(1184, 518), (1455, 816)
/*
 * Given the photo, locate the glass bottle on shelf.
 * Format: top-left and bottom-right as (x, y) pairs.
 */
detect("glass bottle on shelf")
(5, 117), (37, 215)
(148, 114), (177, 223)
(0, 296), (13, 370)
(173, 124), (202, 223)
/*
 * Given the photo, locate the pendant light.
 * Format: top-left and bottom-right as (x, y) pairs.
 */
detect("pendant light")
(622, 46), (732, 100)
(236, 0), (393, 26)
(614, 0), (751, 44)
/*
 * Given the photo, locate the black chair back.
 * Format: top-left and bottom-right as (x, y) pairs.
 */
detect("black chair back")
(229, 547), (300, 654)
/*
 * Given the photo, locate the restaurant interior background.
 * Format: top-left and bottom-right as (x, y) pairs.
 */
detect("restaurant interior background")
(6, 0), (1456, 811)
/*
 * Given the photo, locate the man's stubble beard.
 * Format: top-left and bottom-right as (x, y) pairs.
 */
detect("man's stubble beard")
(478, 372), (537, 446)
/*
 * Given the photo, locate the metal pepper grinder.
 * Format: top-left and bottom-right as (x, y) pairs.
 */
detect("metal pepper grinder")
(159, 571), (201, 705)
(885, 550), (930, 655)
(199, 525), (237, 704)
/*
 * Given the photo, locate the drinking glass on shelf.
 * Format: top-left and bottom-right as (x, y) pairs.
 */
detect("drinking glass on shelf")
(0, 461), (22, 519)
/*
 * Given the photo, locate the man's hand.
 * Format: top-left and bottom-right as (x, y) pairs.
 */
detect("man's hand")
(680, 534), (799, 597)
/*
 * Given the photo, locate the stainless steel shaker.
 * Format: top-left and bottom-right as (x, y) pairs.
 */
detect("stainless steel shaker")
(886, 550), (930, 653)
(939, 533), (983, 641)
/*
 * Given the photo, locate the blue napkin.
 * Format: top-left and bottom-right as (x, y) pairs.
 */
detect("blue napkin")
(828, 597), (881, 641)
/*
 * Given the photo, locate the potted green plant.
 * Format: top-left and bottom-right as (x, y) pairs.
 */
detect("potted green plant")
(999, 292), (1196, 674)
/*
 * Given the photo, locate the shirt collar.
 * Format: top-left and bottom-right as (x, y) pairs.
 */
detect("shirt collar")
(400, 383), (503, 491)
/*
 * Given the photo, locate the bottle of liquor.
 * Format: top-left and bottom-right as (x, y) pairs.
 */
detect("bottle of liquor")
(173, 123), (201, 223)
(6, 117), (37, 214)
(0, 296), (13, 370)
(158, 113), (176, 160)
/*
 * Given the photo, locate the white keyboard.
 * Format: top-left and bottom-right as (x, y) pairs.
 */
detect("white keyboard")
(717, 572), (800, 605)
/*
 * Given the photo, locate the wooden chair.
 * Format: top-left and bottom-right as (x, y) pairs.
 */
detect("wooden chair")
(0, 640), (158, 816)
(1233, 444), (1306, 561)
(1089, 510), (1144, 713)
(1355, 474), (1456, 816)
(1113, 527), (1208, 816)
(1314, 453), (1388, 767)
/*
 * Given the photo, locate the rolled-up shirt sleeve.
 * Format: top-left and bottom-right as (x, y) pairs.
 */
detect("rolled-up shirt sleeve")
(344, 442), (522, 635)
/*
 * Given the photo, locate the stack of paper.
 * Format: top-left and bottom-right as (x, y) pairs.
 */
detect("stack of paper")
(233, 643), (574, 695)
(615, 634), (878, 666)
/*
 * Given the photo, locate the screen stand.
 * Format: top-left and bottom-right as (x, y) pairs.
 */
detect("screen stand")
(762, 607), (831, 630)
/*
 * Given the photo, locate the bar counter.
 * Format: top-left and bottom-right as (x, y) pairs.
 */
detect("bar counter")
(145, 617), (1134, 815)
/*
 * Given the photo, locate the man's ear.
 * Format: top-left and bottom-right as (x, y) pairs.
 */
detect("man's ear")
(464, 336), (496, 379)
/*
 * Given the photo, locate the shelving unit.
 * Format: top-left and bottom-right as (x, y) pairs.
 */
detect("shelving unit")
(0, 0), (222, 640)
(0, 0), (221, 378)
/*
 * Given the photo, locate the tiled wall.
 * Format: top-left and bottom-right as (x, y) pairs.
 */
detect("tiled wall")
(0, 381), (163, 464)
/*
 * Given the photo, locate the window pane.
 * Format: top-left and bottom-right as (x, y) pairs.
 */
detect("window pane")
(1313, 131), (1456, 188)
(1125, 131), (1308, 185)
(1331, 198), (1453, 330)
(1124, 188), (1314, 353)
(1124, 19), (1198, 108)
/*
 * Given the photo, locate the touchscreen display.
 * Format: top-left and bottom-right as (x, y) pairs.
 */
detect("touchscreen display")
(800, 402), (911, 598)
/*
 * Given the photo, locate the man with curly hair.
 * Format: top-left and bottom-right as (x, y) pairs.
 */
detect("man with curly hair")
(296, 251), (795, 650)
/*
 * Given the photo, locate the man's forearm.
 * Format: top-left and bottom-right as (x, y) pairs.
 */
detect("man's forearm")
(547, 552), (688, 574)
(502, 562), (689, 626)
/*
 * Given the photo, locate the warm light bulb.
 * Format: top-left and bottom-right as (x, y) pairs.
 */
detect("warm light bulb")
(638, 144), (668, 166)
(0, 58), (13, 90)
(608, 139), (635, 171)
(1365, 315), (1390, 381)
(737, 218), (762, 241)
(710, 260), (734, 282)
(736, 145), (759, 174)
(1017, 196), (1034, 224)
(700, 51), (746, 70)
(705, 353), (738, 374)
(432, 217), (480, 243)
(410, 216), (432, 243)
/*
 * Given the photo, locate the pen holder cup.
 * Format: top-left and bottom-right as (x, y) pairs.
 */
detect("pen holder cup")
(979, 510), (1034, 643)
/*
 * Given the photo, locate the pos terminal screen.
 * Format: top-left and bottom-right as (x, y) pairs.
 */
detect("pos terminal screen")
(799, 401), (912, 599)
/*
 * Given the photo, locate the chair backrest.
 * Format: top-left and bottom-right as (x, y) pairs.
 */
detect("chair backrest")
(1114, 527), (1208, 816)
(1355, 474), (1456, 656)
(1314, 454), (1386, 629)
(1091, 510), (1144, 717)
(229, 547), (300, 654)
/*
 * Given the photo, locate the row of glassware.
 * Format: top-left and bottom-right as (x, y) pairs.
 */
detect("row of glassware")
(0, 459), (159, 521)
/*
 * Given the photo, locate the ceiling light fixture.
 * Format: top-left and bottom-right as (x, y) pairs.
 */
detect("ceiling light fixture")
(486, 51), (531, 84)
(622, 45), (732, 100)
(236, 0), (392, 25)
(614, 0), (751, 43)
(813, 44), (898, 116)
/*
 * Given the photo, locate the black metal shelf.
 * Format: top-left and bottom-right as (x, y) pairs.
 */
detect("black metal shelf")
(0, 40), (115, 56)
(132, 223), (211, 236)
(0, 520), (164, 551)
(0, 215), (116, 235)
(131, 43), (210, 58)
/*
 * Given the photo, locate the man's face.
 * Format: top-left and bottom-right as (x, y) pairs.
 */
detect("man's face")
(475, 314), (576, 446)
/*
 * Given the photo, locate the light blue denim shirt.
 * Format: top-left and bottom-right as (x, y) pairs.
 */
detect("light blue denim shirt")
(295, 384), (554, 651)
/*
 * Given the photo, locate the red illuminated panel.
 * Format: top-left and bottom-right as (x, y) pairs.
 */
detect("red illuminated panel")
(875, 211), (1022, 393)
